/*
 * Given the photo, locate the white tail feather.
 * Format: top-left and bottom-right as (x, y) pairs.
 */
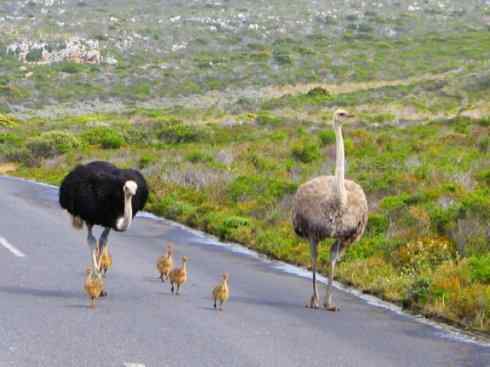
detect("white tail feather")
(71, 215), (84, 230)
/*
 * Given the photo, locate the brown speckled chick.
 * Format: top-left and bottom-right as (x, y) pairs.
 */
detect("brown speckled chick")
(212, 273), (230, 311)
(157, 243), (173, 282)
(169, 256), (188, 295)
(84, 267), (104, 309)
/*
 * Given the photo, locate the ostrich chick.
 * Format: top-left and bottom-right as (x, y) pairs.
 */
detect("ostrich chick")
(212, 273), (230, 311)
(169, 256), (188, 295)
(98, 245), (112, 275)
(156, 243), (173, 282)
(84, 267), (105, 309)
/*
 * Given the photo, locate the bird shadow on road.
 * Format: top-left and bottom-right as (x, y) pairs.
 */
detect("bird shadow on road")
(0, 286), (82, 299)
(64, 304), (93, 309)
(198, 306), (217, 312)
(156, 291), (175, 297)
(228, 296), (304, 310)
(143, 276), (164, 284)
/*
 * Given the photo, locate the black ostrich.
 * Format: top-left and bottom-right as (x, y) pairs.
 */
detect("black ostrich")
(59, 161), (149, 276)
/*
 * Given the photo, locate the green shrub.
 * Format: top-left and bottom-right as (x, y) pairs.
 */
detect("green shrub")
(157, 122), (209, 144)
(366, 213), (389, 235)
(404, 276), (431, 307)
(0, 114), (18, 128)
(476, 169), (490, 187)
(426, 204), (459, 233)
(154, 194), (197, 221)
(394, 237), (456, 273)
(318, 130), (336, 146)
(214, 215), (251, 239)
(273, 51), (292, 65)
(4, 147), (37, 166)
(185, 149), (214, 163)
(343, 235), (390, 261)
(228, 176), (297, 203)
(256, 112), (282, 126)
(81, 127), (125, 149)
(307, 87), (331, 98)
(26, 131), (81, 158)
(138, 153), (157, 169)
(291, 140), (320, 163)
(58, 62), (85, 74)
(248, 153), (275, 171)
(200, 211), (253, 242)
(25, 48), (43, 62)
(460, 190), (490, 220)
(0, 132), (22, 145)
(477, 136), (489, 152)
(380, 193), (411, 211)
(469, 255), (490, 283)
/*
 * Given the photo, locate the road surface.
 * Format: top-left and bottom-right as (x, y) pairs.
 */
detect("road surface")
(0, 176), (489, 367)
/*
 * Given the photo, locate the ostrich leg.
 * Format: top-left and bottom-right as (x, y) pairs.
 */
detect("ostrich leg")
(96, 227), (111, 297)
(97, 227), (111, 268)
(307, 239), (320, 309)
(87, 225), (98, 272)
(324, 240), (340, 311)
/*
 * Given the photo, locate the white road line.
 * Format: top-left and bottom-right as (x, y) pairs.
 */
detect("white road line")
(0, 237), (25, 257)
(123, 363), (145, 367)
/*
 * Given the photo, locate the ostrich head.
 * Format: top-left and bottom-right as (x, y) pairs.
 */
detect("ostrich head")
(222, 273), (229, 281)
(333, 109), (354, 127)
(182, 256), (189, 263)
(116, 180), (138, 231)
(123, 180), (138, 196)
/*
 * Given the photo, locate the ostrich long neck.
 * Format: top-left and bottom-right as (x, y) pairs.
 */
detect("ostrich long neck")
(334, 123), (347, 206)
(119, 193), (133, 230)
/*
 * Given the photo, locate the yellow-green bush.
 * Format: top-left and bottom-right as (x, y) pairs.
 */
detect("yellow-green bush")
(393, 237), (455, 273)
(26, 131), (82, 159)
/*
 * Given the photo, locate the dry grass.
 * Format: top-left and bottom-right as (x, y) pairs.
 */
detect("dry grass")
(0, 163), (17, 174)
(261, 71), (454, 99)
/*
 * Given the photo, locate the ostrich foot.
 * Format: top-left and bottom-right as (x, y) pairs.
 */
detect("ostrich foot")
(323, 303), (338, 312)
(305, 295), (320, 309)
(99, 290), (108, 297)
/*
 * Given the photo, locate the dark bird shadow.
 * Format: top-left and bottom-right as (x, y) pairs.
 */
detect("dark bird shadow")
(0, 286), (82, 299)
(143, 276), (164, 283)
(64, 304), (93, 309)
(157, 291), (175, 297)
(231, 296), (304, 310)
(198, 306), (218, 312)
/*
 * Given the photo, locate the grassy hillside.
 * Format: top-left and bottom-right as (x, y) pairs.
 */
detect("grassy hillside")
(1, 0), (490, 115)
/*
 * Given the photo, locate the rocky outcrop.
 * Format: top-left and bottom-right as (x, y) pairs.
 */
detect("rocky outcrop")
(6, 37), (102, 65)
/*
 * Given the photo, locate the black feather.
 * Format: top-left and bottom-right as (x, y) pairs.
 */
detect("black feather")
(59, 161), (149, 230)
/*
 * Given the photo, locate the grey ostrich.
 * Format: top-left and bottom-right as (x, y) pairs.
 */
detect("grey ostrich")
(292, 109), (368, 311)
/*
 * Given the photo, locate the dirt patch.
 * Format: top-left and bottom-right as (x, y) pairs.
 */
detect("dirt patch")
(0, 163), (17, 174)
(261, 72), (454, 99)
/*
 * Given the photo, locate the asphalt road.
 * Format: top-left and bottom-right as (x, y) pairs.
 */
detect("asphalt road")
(0, 176), (489, 367)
